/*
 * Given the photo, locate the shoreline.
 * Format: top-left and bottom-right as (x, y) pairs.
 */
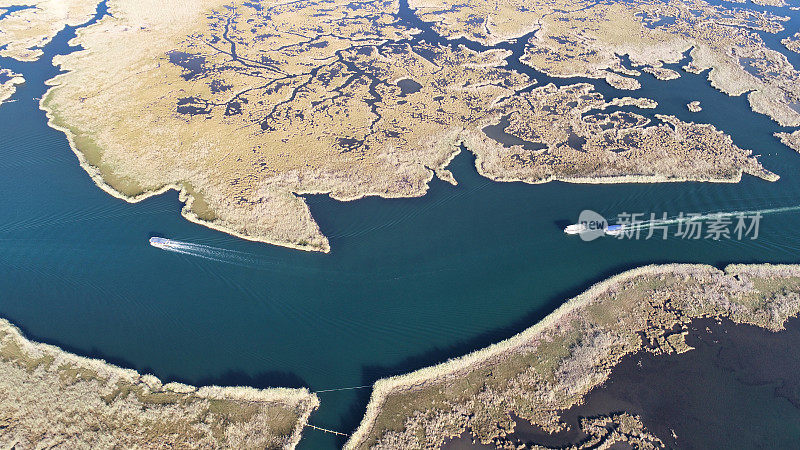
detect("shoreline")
(39, 82), (778, 253)
(471, 314), (800, 448)
(346, 263), (800, 448)
(32, 0), (779, 253)
(39, 84), (473, 254)
(346, 264), (685, 448)
(39, 91), (335, 254)
(0, 316), (319, 449)
(0, 69), (25, 105)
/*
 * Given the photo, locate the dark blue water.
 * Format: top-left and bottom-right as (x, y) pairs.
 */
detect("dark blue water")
(491, 317), (800, 449)
(0, 2), (799, 448)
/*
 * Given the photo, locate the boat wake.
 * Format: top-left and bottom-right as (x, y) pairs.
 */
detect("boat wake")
(149, 237), (263, 267)
(621, 205), (800, 232)
(565, 204), (800, 238)
(147, 237), (459, 283)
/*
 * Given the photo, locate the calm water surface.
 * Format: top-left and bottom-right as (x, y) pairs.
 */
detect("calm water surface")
(0, 2), (798, 448)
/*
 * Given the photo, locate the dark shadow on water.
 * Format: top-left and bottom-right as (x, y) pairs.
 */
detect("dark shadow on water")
(397, 78), (422, 96)
(304, 145), (800, 440)
(553, 219), (573, 231)
(3, 318), (158, 377)
(427, 317), (800, 449)
(336, 259), (698, 437)
(5, 315), (310, 391)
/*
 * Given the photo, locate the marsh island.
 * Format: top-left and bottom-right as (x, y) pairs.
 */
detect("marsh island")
(16, 0), (794, 250)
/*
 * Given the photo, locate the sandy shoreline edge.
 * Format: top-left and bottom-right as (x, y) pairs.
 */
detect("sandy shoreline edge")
(345, 263), (800, 448)
(38, 83), (776, 254)
(0, 316), (319, 448)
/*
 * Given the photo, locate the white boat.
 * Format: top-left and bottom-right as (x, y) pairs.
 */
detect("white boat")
(149, 236), (174, 248)
(564, 223), (588, 234)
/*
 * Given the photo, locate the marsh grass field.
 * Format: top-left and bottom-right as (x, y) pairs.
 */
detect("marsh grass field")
(345, 264), (800, 448)
(0, 317), (319, 448)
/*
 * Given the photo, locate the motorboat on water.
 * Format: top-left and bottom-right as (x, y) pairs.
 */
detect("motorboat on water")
(564, 223), (625, 237)
(564, 223), (588, 234)
(149, 236), (173, 248)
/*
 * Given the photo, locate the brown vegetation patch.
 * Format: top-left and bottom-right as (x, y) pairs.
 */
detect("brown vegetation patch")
(0, 318), (319, 449)
(347, 264), (800, 449)
(39, 0), (779, 251)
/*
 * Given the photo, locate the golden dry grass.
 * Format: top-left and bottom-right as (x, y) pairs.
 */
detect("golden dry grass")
(413, 0), (800, 126)
(37, 0), (782, 252)
(468, 82), (777, 185)
(784, 32), (800, 53)
(776, 130), (800, 153)
(0, 0), (99, 61)
(0, 68), (24, 104)
(347, 264), (800, 448)
(0, 318), (319, 449)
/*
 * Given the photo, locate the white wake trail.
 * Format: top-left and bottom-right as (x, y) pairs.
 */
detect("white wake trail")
(151, 238), (263, 267)
(621, 205), (800, 231)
